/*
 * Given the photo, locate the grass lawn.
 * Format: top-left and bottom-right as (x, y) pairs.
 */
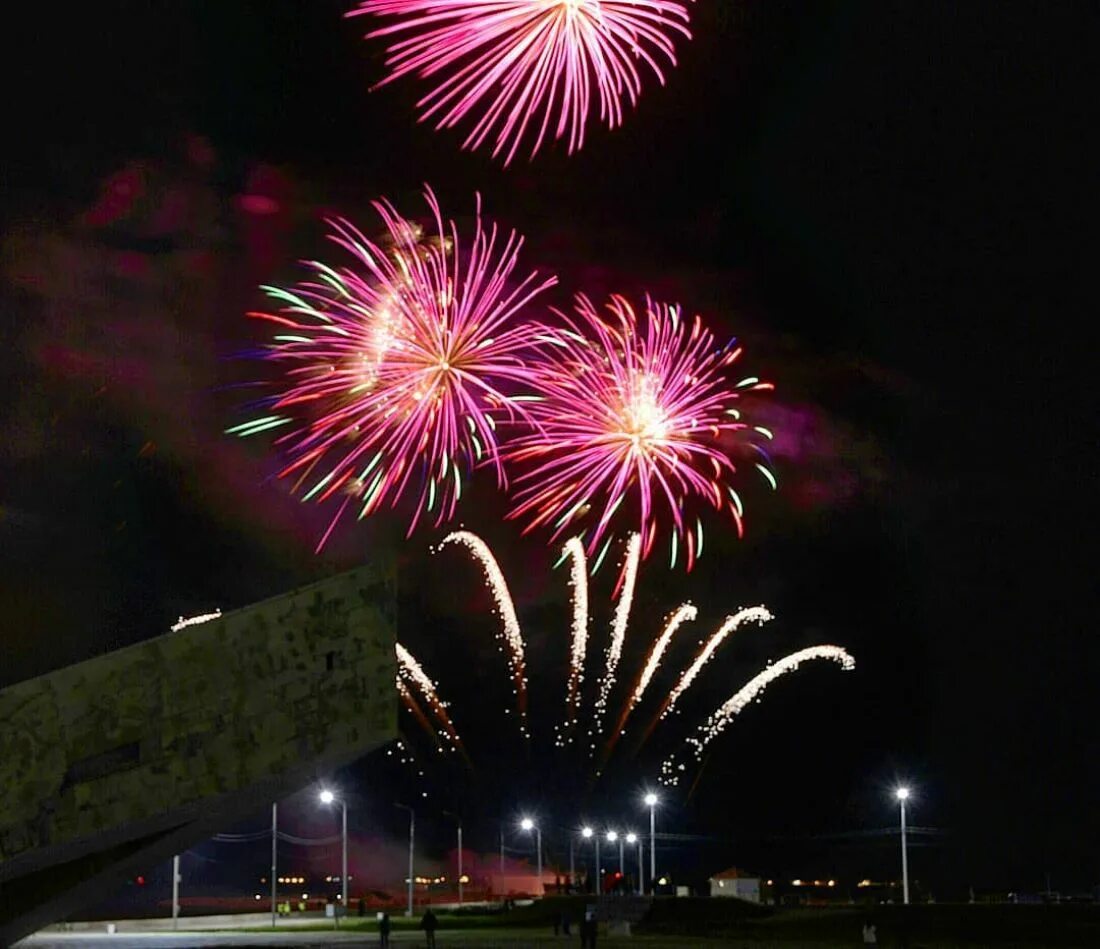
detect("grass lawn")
(224, 898), (1100, 947)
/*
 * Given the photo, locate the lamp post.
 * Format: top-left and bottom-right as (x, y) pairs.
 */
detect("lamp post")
(520, 818), (542, 896)
(171, 854), (180, 930)
(444, 811), (463, 905)
(270, 803), (278, 927)
(582, 826), (598, 895)
(895, 787), (911, 904)
(626, 833), (641, 894)
(607, 830), (623, 875)
(644, 793), (658, 894)
(319, 790), (348, 926)
(395, 803), (415, 916)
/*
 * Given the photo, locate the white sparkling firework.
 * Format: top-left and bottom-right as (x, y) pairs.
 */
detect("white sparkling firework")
(631, 603), (697, 713)
(660, 606), (773, 719)
(659, 645), (855, 785)
(396, 642), (465, 754)
(170, 610), (222, 632)
(439, 530), (529, 735)
(591, 532), (641, 743)
(396, 678), (445, 752)
(560, 536), (590, 741)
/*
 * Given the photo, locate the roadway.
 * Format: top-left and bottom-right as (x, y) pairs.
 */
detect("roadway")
(19, 932), (703, 948)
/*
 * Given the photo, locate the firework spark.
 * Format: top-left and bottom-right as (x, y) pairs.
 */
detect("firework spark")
(349, 0), (693, 165)
(439, 530), (529, 735)
(560, 536), (590, 740)
(508, 294), (775, 571)
(600, 600), (694, 761)
(629, 602), (696, 714)
(231, 187), (555, 549)
(397, 679), (444, 752)
(659, 605), (773, 719)
(659, 645), (856, 785)
(398, 531), (853, 791)
(591, 531), (640, 745)
(396, 642), (467, 758)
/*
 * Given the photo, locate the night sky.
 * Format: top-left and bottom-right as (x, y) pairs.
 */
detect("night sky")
(3, 1), (1096, 898)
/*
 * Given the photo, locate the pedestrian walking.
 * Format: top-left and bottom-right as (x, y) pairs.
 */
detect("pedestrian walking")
(379, 911), (391, 948)
(421, 907), (438, 948)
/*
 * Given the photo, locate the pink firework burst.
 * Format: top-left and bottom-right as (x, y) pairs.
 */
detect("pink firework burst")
(507, 294), (776, 572)
(348, 0), (693, 164)
(229, 187), (556, 549)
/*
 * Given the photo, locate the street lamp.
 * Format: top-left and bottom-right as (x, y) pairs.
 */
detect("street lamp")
(895, 787), (911, 904)
(582, 826), (599, 895)
(520, 818), (542, 896)
(643, 792), (659, 894)
(607, 830), (624, 875)
(318, 790), (347, 926)
(443, 811), (464, 905)
(626, 832), (641, 894)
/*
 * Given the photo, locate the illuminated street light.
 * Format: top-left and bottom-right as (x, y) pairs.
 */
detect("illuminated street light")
(895, 787), (911, 904)
(643, 792), (659, 893)
(520, 817), (542, 896)
(626, 832), (641, 894)
(606, 830), (624, 876)
(318, 790), (347, 927)
(581, 826), (599, 894)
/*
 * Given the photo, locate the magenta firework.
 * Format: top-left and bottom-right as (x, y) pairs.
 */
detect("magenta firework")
(349, 0), (693, 164)
(228, 188), (556, 548)
(507, 293), (776, 572)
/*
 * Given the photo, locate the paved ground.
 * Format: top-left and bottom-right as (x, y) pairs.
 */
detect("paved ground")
(20, 932), (718, 949)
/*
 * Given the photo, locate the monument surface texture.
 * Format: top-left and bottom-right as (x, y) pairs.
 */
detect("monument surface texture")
(0, 562), (396, 945)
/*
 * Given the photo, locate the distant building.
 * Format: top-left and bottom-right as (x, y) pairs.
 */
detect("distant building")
(708, 866), (762, 902)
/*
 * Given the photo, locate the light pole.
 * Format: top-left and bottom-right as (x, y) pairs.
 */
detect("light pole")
(644, 793), (658, 894)
(319, 791), (348, 926)
(895, 787), (911, 904)
(444, 812), (463, 905)
(582, 826), (599, 895)
(270, 803), (278, 927)
(520, 818), (542, 896)
(626, 833), (641, 894)
(395, 803), (415, 916)
(607, 830), (623, 876)
(171, 854), (180, 930)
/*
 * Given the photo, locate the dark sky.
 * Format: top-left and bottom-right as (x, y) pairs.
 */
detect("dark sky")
(3, 1), (1096, 896)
